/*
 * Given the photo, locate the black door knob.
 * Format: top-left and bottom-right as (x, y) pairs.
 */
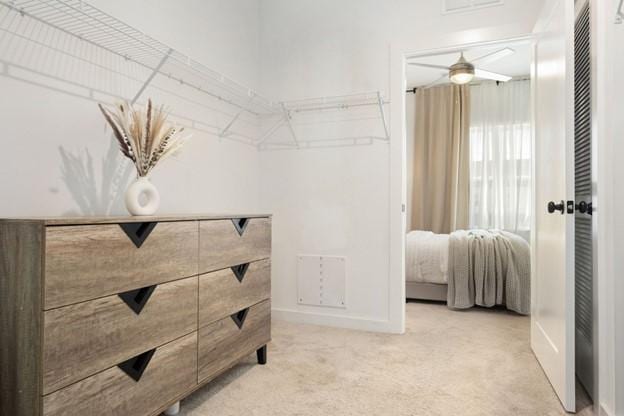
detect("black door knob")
(575, 200), (593, 215)
(547, 200), (565, 214)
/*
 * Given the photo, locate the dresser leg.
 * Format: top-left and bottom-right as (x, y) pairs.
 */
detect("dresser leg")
(163, 401), (180, 415)
(256, 345), (267, 365)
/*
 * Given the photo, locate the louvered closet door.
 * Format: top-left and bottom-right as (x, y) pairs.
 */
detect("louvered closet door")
(574, 0), (594, 399)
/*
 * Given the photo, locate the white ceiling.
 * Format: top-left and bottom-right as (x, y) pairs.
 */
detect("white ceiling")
(406, 42), (532, 88)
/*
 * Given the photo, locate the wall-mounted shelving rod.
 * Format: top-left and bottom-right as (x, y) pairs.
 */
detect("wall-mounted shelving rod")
(289, 100), (388, 113)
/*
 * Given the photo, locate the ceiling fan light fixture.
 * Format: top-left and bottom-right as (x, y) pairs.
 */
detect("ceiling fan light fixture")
(449, 53), (475, 85)
(449, 71), (474, 85)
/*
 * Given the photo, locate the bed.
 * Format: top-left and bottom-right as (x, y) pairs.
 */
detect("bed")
(406, 229), (530, 314)
(405, 231), (449, 301)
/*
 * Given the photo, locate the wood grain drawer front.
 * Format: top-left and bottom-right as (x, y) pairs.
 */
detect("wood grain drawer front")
(199, 218), (271, 273)
(199, 259), (271, 326)
(44, 221), (198, 309)
(43, 277), (198, 395)
(198, 299), (271, 383)
(43, 332), (197, 416)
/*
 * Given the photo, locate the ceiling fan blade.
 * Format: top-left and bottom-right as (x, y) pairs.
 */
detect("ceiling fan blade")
(424, 74), (448, 89)
(472, 47), (515, 65)
(407, 62), (450, 71)
(474, 68), (512, 82)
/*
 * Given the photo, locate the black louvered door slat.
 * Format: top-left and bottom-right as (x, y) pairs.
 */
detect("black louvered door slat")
(574, 1), (594, 399)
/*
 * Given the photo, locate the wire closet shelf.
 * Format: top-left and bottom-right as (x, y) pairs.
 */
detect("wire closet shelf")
(258, 91), (390, 151)
(0, 0), (390, 150)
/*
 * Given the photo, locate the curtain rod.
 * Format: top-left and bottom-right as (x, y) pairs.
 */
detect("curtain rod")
(405, 76), (531, 93)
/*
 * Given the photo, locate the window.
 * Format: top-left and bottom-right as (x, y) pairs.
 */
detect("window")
(469, 79), (531, 235)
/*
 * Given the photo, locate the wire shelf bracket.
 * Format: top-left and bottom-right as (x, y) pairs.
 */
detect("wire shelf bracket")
(257, 91), (391, 151)
(280, 103), (300, 149)
(131, 48), (172, 105)
(376, 91), (390, 140)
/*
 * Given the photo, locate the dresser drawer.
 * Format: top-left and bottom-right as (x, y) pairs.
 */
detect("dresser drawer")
(44, 221), (198, 309)
(199, 259), (270, 326)
(199, 218), (271, 273)
(43, 332), (197, 416)
(198, 300), (271, 383)
(43, 277), (198, 394)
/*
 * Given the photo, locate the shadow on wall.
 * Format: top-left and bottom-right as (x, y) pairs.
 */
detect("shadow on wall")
(58, 138), (133, 216)
(0, 3), (260, 215)
(0, 3), (145, 215)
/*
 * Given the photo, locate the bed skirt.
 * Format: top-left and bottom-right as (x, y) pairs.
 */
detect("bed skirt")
(406, 282), (447, 302)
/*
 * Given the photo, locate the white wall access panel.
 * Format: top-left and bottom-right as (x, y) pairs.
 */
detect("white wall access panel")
(297, 255), (346, 309)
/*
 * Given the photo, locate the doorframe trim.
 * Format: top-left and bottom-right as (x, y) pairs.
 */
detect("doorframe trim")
(387, 32), (536, 335)
(592, 0), (619, 414)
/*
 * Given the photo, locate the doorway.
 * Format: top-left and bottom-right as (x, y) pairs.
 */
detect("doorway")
(403, 38), (533, 305)
(392, 20), (597, 412)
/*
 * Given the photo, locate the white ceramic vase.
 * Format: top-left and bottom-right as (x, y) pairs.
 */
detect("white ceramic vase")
(125, 176), (160, 216)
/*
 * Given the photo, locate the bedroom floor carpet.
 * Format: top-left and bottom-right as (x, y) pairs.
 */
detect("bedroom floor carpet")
(178, 302), (593, 416)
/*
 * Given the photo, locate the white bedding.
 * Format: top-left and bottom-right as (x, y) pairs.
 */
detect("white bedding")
(405, 230), (449, 284)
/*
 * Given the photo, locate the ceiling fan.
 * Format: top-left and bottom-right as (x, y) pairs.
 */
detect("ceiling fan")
(408, 48), (514, 87)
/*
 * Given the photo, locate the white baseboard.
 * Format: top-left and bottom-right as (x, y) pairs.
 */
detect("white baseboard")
(271, 307), (402, 334)
(600, 404), (615, 416)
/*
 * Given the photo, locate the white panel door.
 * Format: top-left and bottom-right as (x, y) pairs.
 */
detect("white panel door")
(531, 0), (575, 412)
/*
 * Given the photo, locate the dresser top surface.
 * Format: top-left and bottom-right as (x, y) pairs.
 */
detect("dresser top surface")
(0, 213), (272, 226)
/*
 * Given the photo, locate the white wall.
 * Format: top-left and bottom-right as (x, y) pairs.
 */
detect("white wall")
(258, 0), (543, 331)
(601, 2), (624, 415)
(0, 0), (263, 217)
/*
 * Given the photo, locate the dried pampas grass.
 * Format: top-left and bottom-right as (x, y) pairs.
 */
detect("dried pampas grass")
(98, 99), (190, 177)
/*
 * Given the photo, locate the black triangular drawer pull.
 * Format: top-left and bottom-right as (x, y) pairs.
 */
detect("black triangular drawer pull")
(119, 222), (158, 248)
(231, 263), (250, 282)
(232, 218), (249, 236)
(118, 285), (157, 315)
(118, 348), (156, 382)
(231, 308), (250, 329)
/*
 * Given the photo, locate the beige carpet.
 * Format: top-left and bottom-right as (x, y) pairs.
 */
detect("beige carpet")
(179, 302), (593, 416)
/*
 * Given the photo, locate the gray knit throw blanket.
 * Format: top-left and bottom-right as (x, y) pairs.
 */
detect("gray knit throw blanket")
(447, 229), (530, 315)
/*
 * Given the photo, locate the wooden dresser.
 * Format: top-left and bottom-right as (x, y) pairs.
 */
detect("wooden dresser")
(0, 215), (272, 416)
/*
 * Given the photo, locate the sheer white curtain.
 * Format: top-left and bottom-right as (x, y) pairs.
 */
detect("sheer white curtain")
(469, 80), (531, 236)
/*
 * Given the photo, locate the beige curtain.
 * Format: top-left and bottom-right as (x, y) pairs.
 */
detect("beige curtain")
(410, 84), (470, 234)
